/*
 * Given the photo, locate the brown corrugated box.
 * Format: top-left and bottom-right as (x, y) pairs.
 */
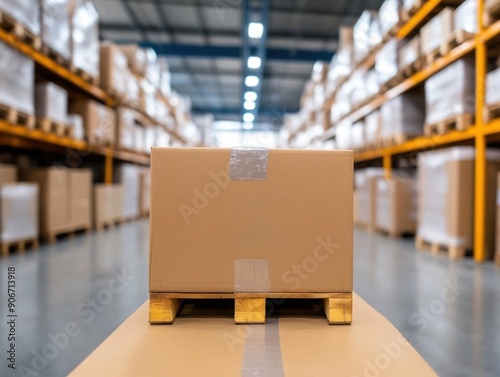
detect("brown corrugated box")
(99, 44), (128, 95)
(150, 148), (353, 293)
(418, 149), (500, 257)
(68, 99), (116, 146)
(420, 8), (454, 54)
(0, 163), (17, 184)
(24, 168), (71, 237)
(376, 177), (416, 236)
(69, 169), (92, 230)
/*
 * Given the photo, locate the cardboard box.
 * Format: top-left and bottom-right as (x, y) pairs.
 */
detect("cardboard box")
(68, 99), (116, 146)
(354, 168), (385, 230)
(0, 183), (39, 243)
(24, 168), (71, 237)
(116, 107), (137, 151)
(35, 82), (68, 124)
(0, 164), (17, 184)
(114, 164), (140, 220)
(119, 45), (147, 76)
(150, 148), (353, 293)
(420, 8), (454, 54)
(99, 44), (128, 96)
(93, 184), (115, 228)
(418, 147), (500, 257)
(69, 169), (92, 230)
(376, 177), (417, 236)
(140, 169), (150, 216)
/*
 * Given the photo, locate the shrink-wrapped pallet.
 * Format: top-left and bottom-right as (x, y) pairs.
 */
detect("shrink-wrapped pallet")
(420, 8), (454, 55)
(353, 11), (381, 63)
(425, 57), (475, 125)
(116, 107), (137, 151)
(375, 38), (401, 85)
(379, 0), (402, 37)
(486, 67), (500, 106)
(365, 110), (381, 146)
(354, 168), (385, 229)
(69, 0), (99, 79)
(114, 164), (140, 220)
(40, 0), (71, 60)
(335, 120), (352, 150)
(35, 82), (68, 124)
(399, 36), (420, 69)
(100, 44), (129, 97)
(454, 0), (477, 34)
(381, 91), (425, 140)
(351, 120), (365, 150)
(0, 0), (40, 34)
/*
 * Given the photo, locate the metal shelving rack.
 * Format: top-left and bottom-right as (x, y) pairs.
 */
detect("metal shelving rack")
(0, 26), (187, 183)
(320, 0), (500, 262)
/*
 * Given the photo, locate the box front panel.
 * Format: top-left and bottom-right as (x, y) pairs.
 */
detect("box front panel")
(150, 148), (353, 293)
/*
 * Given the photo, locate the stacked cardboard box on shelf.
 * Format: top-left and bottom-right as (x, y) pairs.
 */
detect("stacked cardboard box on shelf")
(417, 147), (500, 259)
(114, 164), (140, 221)
(68, 99), (116, 146)
(93, 184), (124, 229)
(35, 83), (68, 124)
(376, 177), (417, 237)
(354, 168), (385, 231)
(23, 167), (93, 240)
(420, 8), (454, 56)
(0, 164), (39, 251)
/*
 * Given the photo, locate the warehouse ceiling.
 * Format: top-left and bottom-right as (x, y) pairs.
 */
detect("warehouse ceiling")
(95, 0), (385, 129)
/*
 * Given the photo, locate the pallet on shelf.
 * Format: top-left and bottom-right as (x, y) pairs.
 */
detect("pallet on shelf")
(398, 57), (425, 79)
(0, 103), (35, 128)
(401, 0), (424, 23)
(42, 227), (91, 244)
(149, 292), (352, 325)
(36, 117), (73, 138)
(1, 238), (38, 257)
(381, 133), (411, 147)
(41, 45), (70, 68)
(415, 236), (467, 259)
(484, 0), (500, 26)
(380, 75), (403, 93)
(485, 101), (500, 123)
(69, 65), (99, 86)
(440, 30), (475, 56)
(425, 47), (443, 65)
(423, 113), (473, 136)
(0, 10), (41, 50)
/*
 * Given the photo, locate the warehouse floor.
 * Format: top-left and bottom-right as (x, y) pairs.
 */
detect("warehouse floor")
(1, 220), (499, 377)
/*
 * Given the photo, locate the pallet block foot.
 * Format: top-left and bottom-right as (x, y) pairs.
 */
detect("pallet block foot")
(235, 298), (266, 324)
(324, 293), (352, 325)
(149, 294), (182, 324)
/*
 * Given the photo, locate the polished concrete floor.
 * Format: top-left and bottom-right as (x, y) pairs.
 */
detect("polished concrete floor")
(0, 220), (499, 377)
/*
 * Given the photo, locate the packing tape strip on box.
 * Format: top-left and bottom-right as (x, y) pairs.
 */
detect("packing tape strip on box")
(234, 259), (271, 292)
(229, 147), (269, 181)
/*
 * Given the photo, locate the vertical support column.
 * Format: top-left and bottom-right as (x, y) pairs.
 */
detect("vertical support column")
(474, 1), (487, 261)
(383, 152), (392, 180)
(105, 149), (113, 185)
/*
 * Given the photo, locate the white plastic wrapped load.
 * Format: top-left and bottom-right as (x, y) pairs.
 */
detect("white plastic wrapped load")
(144, 48), (160, 88)
(454, 0), (477, 34)
(420, 8), (454, 55)
(139, 78), (156, 118)
(351, 120), (365, 149)
(35, 82), (68, 124)
(379, 0), (402, 37)
(486, 67), (500, 105)
(375, 39), (401, 85)
(40, 0), (71, 60)
(366, 69), (381, 98)
(312, 61), (329, 83)
(119, 45), (148, 75)
(331, 83), (352, 123)
(381, 91), (425, 140)
(353, 11), (381, 63)
(365, 110), (381, 146)
(155, 126), (170, 147)
(399, 35), (420, 69)
(69, 0), (99, 79)
(403, 0), (419, 11)
(335, 120), (352, 150)
(158, 57), (171, 97)
(67, 114), (84, 140)
(417, 147), (500, 254)
(0, 41), (34, 115)
(114, 164), (140, 220)
(0, 0), (40, 35)
(134, 125), (145, 153)
(354, 168), (385, 229)
(425, 57), (475, 125)
(116, 107), (136, 151)
(350, 68), (368, 106)
(327, 47), (352, 90)
(144, 127), (155, 154)
(0, 183), (39, 243)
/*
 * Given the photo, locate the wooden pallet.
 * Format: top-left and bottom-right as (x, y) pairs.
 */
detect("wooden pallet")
(381, 133), (409, 147)
(69, 65), (99, 85)
(415, 236), (467, 259)
(41, 45), (70, 68)
(425, 47), (443, 65)
(1, 238), (38, 257)
(149, 292), (352, 325)
(440, 30), (475, 56)
(43, 227), (91, 244)
(484, 101), (500, 123)
(424, 113), (473, 136)
(484, 0), (500, 26)
(401, 0), (424, 23)
(398, 57), (425, 79)
(36, 118), (73, 137)
(0, 10), (41, 50)
(0, 103), (35, 128)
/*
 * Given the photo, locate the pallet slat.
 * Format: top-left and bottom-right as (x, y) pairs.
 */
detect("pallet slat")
(0, 10), (41, 50)
(1, 238), (38, 257)
(416, 236), (467, 259)
(424, 113), (473, 136)
(149, 292), (353, 325)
